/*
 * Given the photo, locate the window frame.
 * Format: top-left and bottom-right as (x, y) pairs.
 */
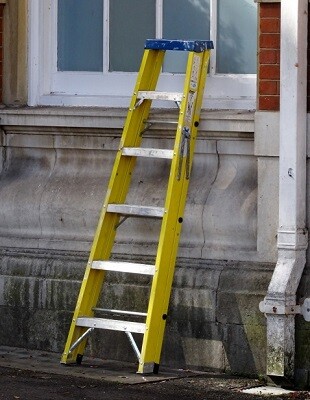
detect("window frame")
(28, 0), (257, 109)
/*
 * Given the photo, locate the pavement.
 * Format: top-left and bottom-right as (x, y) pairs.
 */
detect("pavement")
(0, 346), (309, 399)
(0, 346), (201, 385)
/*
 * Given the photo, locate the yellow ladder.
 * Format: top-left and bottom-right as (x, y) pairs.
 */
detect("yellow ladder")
(61, 39), (213, 374)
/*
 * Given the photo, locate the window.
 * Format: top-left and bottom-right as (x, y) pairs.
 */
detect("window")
(29, 0), (257, 109)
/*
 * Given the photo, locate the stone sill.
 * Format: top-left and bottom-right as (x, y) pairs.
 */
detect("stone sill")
(256, 0), (310, 2)
(255, 0), (280, 3)
(0, 107), (255, 138)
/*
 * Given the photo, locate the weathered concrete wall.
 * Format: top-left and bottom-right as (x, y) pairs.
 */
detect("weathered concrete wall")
(0, 109), (258, 260)
(0, 108), (277, 375)
(0, 249), (272, 375)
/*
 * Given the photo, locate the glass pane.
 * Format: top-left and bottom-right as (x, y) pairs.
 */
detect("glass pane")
(217, 0), (257, 74)
(163, 0), (210, 73)
(109, 0), (156, 72)
(57, 0), (103, 72)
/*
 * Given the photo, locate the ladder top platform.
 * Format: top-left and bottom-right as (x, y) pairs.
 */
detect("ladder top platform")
(144, 39), (214, 53)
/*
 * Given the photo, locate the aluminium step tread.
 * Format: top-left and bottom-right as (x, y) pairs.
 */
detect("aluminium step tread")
(76, 317), (146, 334)
(107, 204), (165, 218)
(91, 260), (155, 275)
(137, 91), (183, 102)
(122, 147), (174, 159)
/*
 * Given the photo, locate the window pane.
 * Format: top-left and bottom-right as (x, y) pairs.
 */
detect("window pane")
(109, 0), (156, 72)
(57, 0), (103, 72)
(217, 0), (257, 74)
(163, 0), (210, 73)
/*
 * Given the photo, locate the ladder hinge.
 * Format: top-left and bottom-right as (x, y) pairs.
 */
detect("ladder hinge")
(177, 127), (191, 180)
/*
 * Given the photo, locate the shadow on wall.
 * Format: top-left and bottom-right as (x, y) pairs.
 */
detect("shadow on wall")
(162, 262), (270, 375)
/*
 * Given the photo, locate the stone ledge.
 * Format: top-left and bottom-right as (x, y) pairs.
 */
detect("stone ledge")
(0, 107), (255, 137)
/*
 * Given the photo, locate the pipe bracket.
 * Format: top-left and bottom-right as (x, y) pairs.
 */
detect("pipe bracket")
(260, 298), (310, 321)
(259, 301), (301, 315)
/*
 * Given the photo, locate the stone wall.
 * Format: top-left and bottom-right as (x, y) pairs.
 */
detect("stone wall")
(0, 108), (275, 375)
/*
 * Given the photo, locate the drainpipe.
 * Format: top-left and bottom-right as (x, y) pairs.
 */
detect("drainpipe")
(259, 0), (308, 380)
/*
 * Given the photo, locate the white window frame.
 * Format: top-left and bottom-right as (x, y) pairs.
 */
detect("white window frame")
(28, 0), (257, 109)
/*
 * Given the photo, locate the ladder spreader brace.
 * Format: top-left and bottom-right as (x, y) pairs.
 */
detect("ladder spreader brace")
(61, 39), (213, 374)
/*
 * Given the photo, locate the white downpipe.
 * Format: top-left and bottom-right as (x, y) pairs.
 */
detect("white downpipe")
(260, 0), (308, 379)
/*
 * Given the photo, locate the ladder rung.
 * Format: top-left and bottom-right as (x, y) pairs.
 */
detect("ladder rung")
(122, 147), (173, 159)
(92, 260), (155, 275)
(146, 119), (178, 125)
(76, 317), (146, 334)
(137, 91), (183, 102)
(107, 204), (164, 218)
(93, 308), (147, 317)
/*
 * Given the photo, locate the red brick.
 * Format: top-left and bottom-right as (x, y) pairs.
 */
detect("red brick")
(260, 3), (281, 19)
(260, 33), (280, 49)
(259, 64), (280, 80)
(259, 95), (280, 111)
(0, 5), (4, 104)
(260, 18), (280, 34)
(257, 3), (281, 112)
(259, 80), (278, 96)
(259, 49), (279, 65)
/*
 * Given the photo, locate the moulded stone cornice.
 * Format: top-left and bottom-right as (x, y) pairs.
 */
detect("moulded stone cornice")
(0, 108), (255, 139)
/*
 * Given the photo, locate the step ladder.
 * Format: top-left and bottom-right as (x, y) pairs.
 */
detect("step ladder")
(61, 39), (213, 374)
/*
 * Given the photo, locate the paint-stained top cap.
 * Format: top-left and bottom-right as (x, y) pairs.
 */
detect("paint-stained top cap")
(144, 39), (214, 53)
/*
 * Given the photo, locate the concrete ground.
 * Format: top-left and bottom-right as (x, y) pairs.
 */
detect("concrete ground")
(0, 346), (309, 400)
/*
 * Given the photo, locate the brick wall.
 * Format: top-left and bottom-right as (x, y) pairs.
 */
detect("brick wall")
(308, 13), (310, 112)
(258, 2), (281, 111)
(258, 2), (310, 112)
(0, 4), (4, 103)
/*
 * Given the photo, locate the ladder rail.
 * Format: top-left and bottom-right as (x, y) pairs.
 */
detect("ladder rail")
(138, 50), (211, 373)
(61, 48), (165, 365)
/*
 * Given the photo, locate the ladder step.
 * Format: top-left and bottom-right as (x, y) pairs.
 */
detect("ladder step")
(76, 317), (146, 334)
(92, 260), (155, 275)
(146, 119), (178, 125)
(122, 147), (173, 159)
(107, 204), (164, 218)
(137, 91), (183, 102)
(93, 308), (147, 317)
